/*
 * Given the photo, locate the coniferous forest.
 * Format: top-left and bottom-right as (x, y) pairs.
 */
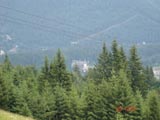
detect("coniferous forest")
(0, 40), (160, 120)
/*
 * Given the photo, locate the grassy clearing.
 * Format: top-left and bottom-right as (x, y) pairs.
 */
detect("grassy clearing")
(0, 109), (34, 120)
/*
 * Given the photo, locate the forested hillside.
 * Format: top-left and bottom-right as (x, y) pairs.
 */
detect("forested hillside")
(0, 41), (160, 120)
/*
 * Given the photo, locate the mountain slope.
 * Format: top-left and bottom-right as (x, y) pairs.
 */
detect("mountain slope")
(0, 0), (160, 66)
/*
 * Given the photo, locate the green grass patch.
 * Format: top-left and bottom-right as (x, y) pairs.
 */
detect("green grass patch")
(0, 109), (34, 120)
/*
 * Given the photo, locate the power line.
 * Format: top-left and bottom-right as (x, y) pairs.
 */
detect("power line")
(0, 5), (92, 33)
(0, 14), (88, 39)
(0, 18), (77, 39)
(0, 4), (112, 42)
(0, 14), (110, 42)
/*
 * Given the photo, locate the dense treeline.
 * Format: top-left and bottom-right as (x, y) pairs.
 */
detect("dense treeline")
(0, 40), (160, 120)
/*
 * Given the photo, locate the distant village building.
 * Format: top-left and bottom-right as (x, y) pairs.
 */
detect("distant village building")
(5, 34), (12, 41)
(8, 45), (18, 54)
(0, 50), (5, 56)
(153, 67), (160, 80)
(71, 60), (89, 73)
(70, 41), (78, 45)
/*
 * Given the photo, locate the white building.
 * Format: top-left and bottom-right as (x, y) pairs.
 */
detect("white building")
(71, 60), (89, 73)
(153, 67), (160, 80)
(0, 50), (5, 56)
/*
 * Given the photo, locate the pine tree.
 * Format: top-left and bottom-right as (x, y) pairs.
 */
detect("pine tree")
(111, 40), (121, 73)
(11, 86), (32, 117)
(68, 86), (85, 120)
(95, 43), (112, 82)
(39, 56), (50, 92)
(53, 86), (71, 120)
(0, 73), (9, 109)
(131, 91), (144, 120)
(0, 68), (13, 110)
(2, 54), (13, 72)
(49, 49), (72, 91)
(99, 81), (116, 120)
(43, 56), (50, 75)
(119, 46), (127, 70)
(38, 80), (55, 120)
(72, 64), (82, 80)
(145, 66), (155, 89)
(85, 82), (100, 120)
(112, 70), (136, 120)
(71, 64), (86, 97)
(145, 91), (160, 120)
(128, 45), (147, 95)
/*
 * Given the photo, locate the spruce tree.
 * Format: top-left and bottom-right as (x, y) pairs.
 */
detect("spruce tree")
(113, 70), (136, 120)
(128, 45), (147, 95)
(85, 82), (100, 120)
(11, 85), (32, 117)
(131, 91), (144, 120)
(145, 66), (155, 89)
(95, 43), (112, 82)
(99, 81), (116, 120)
(72, 64), (82, 80)
(0, 68), (13, 110)
(145, 91), (160, 120)
(68, 86), (85, 120)
(0, 73), (9, 109)
(111, 40), (121, 73)
(119, 46), (127, 71)
(49, 49), (72, 91)
(53, 86), (71, 120)
(3, 54), (13, 72)
(39, 56), (50, 92)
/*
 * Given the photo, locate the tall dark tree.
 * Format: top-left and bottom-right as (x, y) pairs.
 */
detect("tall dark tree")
(42, 56), (50, 78)
(11, 85), (32, 117)
(85, 82), (100, 120)
(0, 69), (11, 109)
(72, 64), (82, 80)
(112, 70), (136, 120)
(68, 86), (85, 120)
(119, 46), (127, 70)
(49, 49), (72, 91)
(53, 86), (71, 120)
(145, 66), (155, 89)
(3, 54), (13, 72)
(132, 91), (144, 120)
(0, 63), (14, 110)
(128, 46), (147, 95)
(94, 43), (112, 82)
(39, 56), (50, 92)
(145, 91), (160, 120)
(99, 81), (116, 120)
(111, 40), (121, 73)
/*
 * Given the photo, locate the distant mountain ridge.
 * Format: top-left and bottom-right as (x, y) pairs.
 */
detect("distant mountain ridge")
(0, 0), (160, 66)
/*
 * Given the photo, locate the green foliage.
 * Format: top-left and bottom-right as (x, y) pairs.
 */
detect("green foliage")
(2, 54), (13, 72)
(85, 82), (100, 120)
(111, 40), (121, 73)
(10, 79), (30, 117)
(53, 86), (71, 120)
(0, 73), (10, 109)
(144, 91), (160, 120)
(110, 70), (136, 120)
(94, 43), (112, 82)
(68, 86), (85, 120)
(0, 67), (13, 110)
(0, 42), (160, 120)
(49, 49), (72, 91)
(128, 46), (148, 95)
